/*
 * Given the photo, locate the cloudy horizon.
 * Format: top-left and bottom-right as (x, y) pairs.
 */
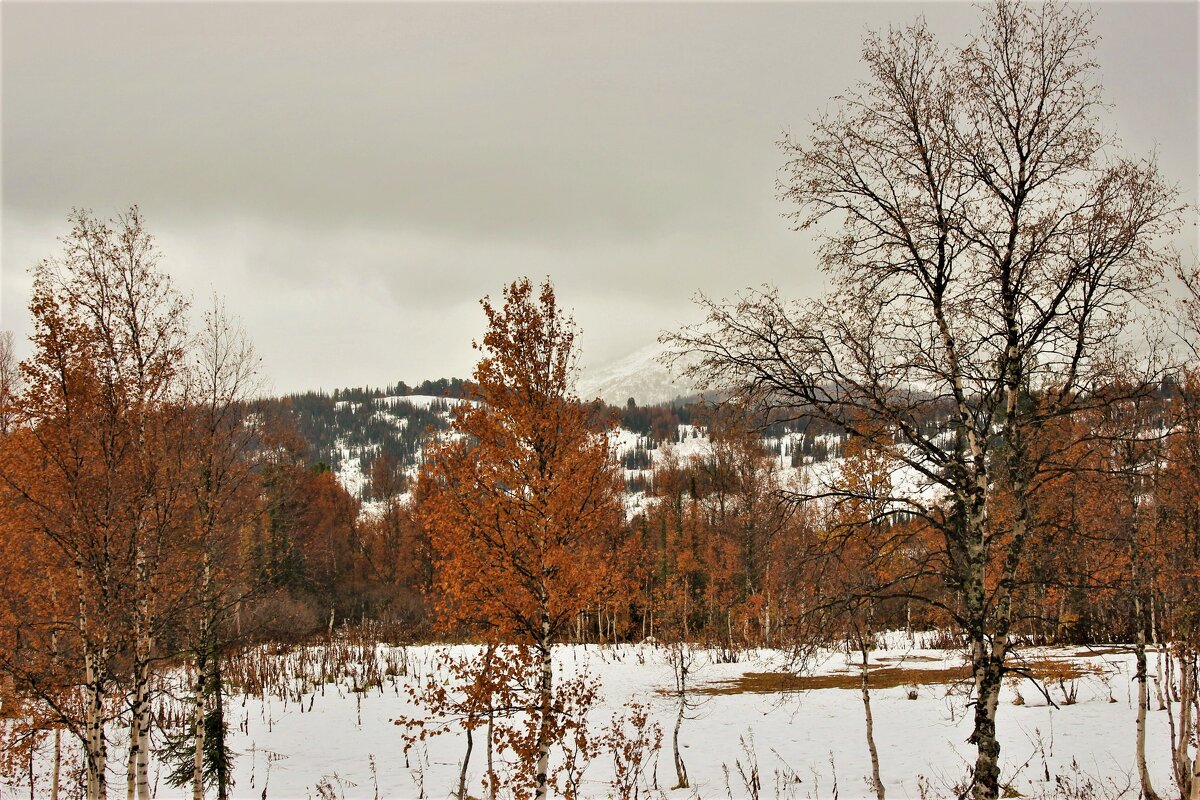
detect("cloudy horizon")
(3, 1), (1196, 396)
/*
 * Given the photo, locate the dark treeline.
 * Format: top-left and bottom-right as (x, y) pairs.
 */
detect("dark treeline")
(260, 383), (869, 502)
(208, 384), (1197, 653)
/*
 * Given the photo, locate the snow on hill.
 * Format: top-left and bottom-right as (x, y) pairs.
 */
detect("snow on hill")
(329, 394), (468, 515)
(324, 387), (945, 523)
(333, 393), (469, 413)
(613, 424), (945, 519)
(576, 342), (700, 406)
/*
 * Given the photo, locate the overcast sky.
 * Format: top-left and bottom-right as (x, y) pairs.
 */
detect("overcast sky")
(2, 2), (1196, 396)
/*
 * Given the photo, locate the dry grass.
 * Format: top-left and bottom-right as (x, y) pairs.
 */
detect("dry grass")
(696, 665), (968, 695)
(1070, 645), (1165, 658)
(697, 657), (1101, 696)
(1070, 647), (1128, 658)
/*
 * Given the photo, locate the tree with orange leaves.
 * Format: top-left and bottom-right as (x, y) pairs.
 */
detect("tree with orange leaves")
(0, 207), (195, 800)
(419, 278), (626, 800)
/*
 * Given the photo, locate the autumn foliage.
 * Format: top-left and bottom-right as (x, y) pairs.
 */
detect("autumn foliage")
(418, 278), (629, 799)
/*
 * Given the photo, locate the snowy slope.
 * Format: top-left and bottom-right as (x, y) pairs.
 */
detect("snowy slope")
(577, 342), (700, 406)
(329, 394), (466, 514)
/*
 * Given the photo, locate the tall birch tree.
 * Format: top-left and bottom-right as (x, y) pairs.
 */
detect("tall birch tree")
(666, 4), (1180, 797)
(2, 208), (192, 800)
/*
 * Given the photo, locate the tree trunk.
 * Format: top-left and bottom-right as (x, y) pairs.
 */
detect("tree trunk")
(126, 722), (137, 800)
(763, 592), (772, 647)
(671, 645), (689, 790)
(193, 656), (206, 800)
(193, 557), (213, 800)
(51, 728), (61, 800)
(85, 647), (108, 800)
(79, 561), (108, 800)
(534, 608), (553, 800)
(961, 489), (1007, 800)
(860, 639), (884, 800)
(133, 541), (153, 800)
(671, 693), (688, 790)
(1134, 600), (1161, 800)
(50, 585), (62, 800)
(134, 657), (152, 800)
(968, 643), (1004, 800)
(486, 708), (496, 800)
(1151, 593), (1166, 710)
(213, 652), (230, 800)
(1175, 653), (1197, 800)
(458, 725), (474, 800)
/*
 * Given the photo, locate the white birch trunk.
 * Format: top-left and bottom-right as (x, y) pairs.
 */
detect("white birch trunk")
(1134, 592), (1160, 800)
(126, 722), (138, 800)
(134, 660), (152, 800)
(860, 640), (884, 800)
(1179, 655), (1197, 800)
(486, 708), (496, 800)
(51, 728), (61, 800)
(671, 644), (689, 790)
(133, 542), (153, 800)
(85, 649), (107, 800)
(534, 610), (553, 800)
(193, 682), (206, 800)
(50, 585), (62, 800)
(79, 561), (108, 800)
(672, 692), (687, 790)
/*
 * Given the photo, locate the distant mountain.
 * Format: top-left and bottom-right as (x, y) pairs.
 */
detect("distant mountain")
(576, 342), (700, 406)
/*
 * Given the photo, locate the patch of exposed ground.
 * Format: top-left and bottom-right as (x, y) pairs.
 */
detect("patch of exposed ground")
(697, 658), (1101, 696)
(1070, 646), (1166, 658)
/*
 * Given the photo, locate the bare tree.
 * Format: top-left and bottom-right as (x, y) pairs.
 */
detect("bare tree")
(179, 298), (261, 800)
(0, 330), (18, 437)
(666, 4), (1180, 798)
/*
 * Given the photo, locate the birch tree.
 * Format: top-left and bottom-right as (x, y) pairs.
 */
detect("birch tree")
(164, 300), (261, 800)
(0, 330), (18, 437)
(666, 4), (1180, 797)
(2, 208), (192, 800)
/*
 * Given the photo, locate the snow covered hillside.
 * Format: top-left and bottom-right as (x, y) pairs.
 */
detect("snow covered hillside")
(293, 370), (942, 521)
(612, 424), (942, 519)
(577, 342), (699, 406)
(326, 394), (469, 514)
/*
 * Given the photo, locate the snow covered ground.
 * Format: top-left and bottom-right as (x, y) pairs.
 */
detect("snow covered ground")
(128, 639), (1182, 799)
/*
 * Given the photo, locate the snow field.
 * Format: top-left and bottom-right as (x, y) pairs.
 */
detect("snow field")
(191, 640), (1178, 799)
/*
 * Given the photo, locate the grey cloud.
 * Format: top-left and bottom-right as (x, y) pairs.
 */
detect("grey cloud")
(3, 2), (1195, 395)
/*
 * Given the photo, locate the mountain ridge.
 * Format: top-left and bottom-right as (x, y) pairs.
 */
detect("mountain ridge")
(576, 342), (699, 406)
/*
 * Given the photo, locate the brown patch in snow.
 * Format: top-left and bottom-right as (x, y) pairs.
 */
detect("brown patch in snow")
(697, 659), (1099, 696)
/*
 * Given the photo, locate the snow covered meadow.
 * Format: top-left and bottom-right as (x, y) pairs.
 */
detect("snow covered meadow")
(116, 636), (1176, 800)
